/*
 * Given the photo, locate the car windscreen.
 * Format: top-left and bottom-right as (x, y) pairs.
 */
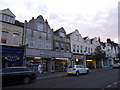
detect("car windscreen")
(68, 66), (74, 68)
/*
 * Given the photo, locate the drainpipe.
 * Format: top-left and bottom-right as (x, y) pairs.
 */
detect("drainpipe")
(22, 20), (27, 66)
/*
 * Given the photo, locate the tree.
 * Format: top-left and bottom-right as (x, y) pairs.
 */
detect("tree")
(93, 46), (106, 68)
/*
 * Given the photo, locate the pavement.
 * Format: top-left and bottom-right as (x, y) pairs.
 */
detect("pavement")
(36, 67), (112, 80)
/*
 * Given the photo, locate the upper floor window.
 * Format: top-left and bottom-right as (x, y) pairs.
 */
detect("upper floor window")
(1, 14), (14, 24)
(73, 45), (75, 52)
(84, 47), (87, 52)
(59, 32), (65, 37)
(29, 38), (34, 48)
(66, 44), (69, 51)
(45, 40), (50, 49)
(88, 48), (90, 53)
(81, 46), (83, 53)
(37, 23), (44, 31)
(38, 39), (42, 49)
(55, 42), (59, 50)
(77, 46), (79, 52)
(0, 14), (2, 21)
(1, 31), (9, 44)
(76, 35), (79, 41)
(27, 29), (32, 36)
(12, 33), (20, 45)
(61, 43), (65, 50)
(91, 48), (92, 53)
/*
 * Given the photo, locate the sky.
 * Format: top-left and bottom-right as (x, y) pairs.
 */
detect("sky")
(0, 0), (119, 43)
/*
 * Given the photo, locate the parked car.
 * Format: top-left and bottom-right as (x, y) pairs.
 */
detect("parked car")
(67, 65), (90, 76)
(2, 67), (37, 86)
(112, 63), (120, 69)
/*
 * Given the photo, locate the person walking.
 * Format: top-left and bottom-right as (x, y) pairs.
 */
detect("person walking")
(36, 64), (42, 76)
(38, 64), (42, 73)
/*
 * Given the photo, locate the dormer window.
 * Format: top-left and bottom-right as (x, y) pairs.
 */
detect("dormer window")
(59, 32), (65, 37)
(37, 23), (44, 31)
(1, 14), (14, 24)
(76, 35), (79, 41)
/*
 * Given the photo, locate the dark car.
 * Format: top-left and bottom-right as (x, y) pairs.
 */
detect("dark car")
(2, 67), (37, 86)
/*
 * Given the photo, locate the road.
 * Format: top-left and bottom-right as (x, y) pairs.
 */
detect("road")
(3, 69), (120, 89)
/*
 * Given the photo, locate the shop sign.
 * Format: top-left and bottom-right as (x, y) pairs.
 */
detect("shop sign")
(86, 60), (93, 62)
(5, 56), (20, 61)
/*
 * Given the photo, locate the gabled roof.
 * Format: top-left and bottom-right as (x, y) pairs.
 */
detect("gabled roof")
(54, 27), (66, 33)
(0, 8), (16, 18)
(83, 36), (88, 40)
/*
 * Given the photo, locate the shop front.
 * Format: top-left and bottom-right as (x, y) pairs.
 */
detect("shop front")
(1, 45), (23, 68)
(72, 54), (84, 65)
(25, 56), (52, 73)
(25, 48), (72, 73)
(54, 58), (68, 72)
(86, 55), (95, 69)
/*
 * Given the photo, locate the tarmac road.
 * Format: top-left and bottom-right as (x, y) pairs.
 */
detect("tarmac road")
(3, 68), (120, 89)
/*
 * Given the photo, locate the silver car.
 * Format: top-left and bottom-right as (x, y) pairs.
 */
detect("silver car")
(112, 63), (120, 69)
(67, 65), (90, 76)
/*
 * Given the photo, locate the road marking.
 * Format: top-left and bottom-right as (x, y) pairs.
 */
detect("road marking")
(107, 85), (111, 88)
(113, 82), (118, 85)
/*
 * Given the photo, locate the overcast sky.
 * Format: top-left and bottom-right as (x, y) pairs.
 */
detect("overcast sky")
(0, 0), (119, 43)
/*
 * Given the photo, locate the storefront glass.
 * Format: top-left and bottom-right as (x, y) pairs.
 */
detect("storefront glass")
(55, 58), (68, 72)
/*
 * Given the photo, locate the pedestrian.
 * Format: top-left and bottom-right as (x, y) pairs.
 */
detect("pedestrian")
(38, 64), (42, 75)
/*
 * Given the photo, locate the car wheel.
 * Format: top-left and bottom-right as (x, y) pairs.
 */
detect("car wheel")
(23, 76), (30, 84)
(76, 71), (79, 76)
(86, 70), (89, 74)
(67, 74), (70, 76)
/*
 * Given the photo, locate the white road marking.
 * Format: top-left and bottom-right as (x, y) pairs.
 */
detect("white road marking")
(107, 85), (112, 88)
(113, 82), (118, 85)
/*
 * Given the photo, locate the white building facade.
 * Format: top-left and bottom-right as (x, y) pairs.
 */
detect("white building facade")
(68, 29), (100, 69)
(101, 40), (119, 67)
